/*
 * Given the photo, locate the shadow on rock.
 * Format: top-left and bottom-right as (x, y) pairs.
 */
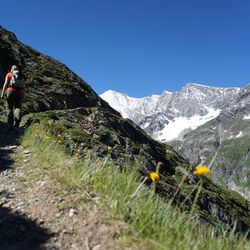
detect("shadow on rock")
(0, 206), (53, 249)
(0, 120), (24, 172)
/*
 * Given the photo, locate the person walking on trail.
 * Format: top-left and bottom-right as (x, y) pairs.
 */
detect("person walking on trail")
(1, 65), (26, 129)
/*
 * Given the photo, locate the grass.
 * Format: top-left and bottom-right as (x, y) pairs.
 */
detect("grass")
(17, 122), (250, 250)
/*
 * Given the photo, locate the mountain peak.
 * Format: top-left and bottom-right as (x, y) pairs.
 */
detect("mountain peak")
(162, 90), (173, 95)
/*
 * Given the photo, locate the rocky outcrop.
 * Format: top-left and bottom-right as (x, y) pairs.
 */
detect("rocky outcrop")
(1, 26), (250, 235)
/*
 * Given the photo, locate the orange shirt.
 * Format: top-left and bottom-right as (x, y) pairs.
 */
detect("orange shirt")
(6, 72), (25, 94)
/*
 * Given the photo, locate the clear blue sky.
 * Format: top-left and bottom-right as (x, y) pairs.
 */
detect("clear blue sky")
(1, 0), (250, 97)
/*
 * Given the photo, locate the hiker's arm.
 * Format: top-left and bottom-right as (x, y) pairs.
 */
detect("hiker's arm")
(1, 75), (9, 99)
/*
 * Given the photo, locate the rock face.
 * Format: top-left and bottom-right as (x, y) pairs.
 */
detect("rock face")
(1, 26), (250, 235)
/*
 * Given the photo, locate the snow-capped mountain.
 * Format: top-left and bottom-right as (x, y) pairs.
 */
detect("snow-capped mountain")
(100, 83), (240, 142)
(100, 90), (163, 123)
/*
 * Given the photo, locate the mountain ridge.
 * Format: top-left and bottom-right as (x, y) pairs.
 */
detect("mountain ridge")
(100, 83), (241, 141)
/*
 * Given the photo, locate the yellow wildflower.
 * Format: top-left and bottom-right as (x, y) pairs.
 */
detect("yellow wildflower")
(107, 146), (112, 152)
(149, 172), (160, 182)
(57, 140), (62, 143)
(193, 165), (211, 176)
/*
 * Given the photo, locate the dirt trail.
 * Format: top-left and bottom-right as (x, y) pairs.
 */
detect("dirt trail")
(0, 121), (52, 249)
(0, 121), (126, 250)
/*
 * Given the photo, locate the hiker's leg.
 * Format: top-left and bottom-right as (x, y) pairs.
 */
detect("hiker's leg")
(5, 91), (15, 126)
(13, 93), (24, 128)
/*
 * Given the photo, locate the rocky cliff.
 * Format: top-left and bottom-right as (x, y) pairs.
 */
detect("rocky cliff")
(1, 26), (250, 235)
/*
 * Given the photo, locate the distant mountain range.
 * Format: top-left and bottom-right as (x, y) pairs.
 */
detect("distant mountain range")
(100, 83), (240, 142)
(100, 83), (250, 200)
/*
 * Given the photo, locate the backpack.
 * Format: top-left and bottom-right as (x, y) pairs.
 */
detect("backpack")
(10, 70), (26, 88)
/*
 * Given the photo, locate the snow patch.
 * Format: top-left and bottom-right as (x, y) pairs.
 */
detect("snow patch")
(243, 114), (250, 120)
(236, 131), (243, 138)
(155, 108), (221, 142)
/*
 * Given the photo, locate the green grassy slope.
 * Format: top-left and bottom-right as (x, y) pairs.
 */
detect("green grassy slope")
(17, 120), (250, 250)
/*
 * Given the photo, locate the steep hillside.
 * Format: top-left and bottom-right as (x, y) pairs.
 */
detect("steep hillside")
(1, 26), (250, 237)
(0, 26), (112, 114)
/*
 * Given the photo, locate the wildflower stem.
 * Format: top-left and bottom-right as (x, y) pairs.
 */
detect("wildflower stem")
(172, 174), (187, 202)
(130, 176), (147, 199)
(189, 180), (203, 220)
(152, 181), (156, 194)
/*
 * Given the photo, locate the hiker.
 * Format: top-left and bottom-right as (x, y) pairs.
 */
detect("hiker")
(1, 65), (26, 129)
